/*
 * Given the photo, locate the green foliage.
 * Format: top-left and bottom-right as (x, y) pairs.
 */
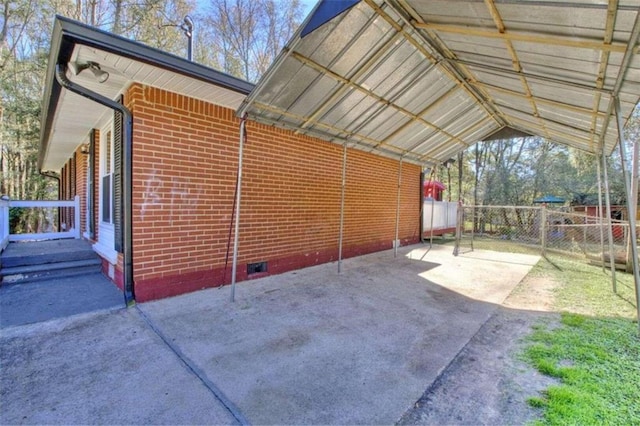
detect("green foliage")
(523, 314), (640, 425)
(536, 255), (638, 319)
(446, 131), (633, 208)
(527, 396), (547, 409)
(0, 0), (302, 213)
(515, 251), (640, 424)
(462, 237), (638, 318)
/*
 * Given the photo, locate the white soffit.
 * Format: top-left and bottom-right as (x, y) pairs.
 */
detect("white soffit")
(239, 0), (640, 166)
(43, 44), (248, 171)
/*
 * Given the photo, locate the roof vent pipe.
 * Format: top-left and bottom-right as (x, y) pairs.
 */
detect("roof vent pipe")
(181, 16), (194, 61)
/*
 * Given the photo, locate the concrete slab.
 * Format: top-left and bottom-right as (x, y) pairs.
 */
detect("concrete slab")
(0, 310), (239, 425)
(0, 273), (124, 328)
(138, 244), (539, 424)
(0, 244), (539, 425)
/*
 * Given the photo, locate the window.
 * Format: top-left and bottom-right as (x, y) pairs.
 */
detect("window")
(101, 129), (114, 224)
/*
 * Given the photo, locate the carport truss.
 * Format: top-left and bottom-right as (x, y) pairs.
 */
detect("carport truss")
(234, 1), (640, 324)
(239, 0), (640, 165)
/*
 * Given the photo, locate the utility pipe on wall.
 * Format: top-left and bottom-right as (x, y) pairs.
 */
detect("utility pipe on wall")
(338, 144), (347, 273)
(394, 158), (403, 258)
(230, 116), (247, 302)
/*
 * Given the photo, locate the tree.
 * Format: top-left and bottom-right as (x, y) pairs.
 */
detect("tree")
(203, 0), (303, 82)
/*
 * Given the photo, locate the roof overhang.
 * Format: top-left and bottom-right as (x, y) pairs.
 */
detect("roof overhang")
(39, 16), (254, 171)
(239, 0), (640, 166)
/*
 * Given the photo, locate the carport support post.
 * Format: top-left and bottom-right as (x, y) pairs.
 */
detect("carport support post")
(230, 117), (247, 302)
(453, 201), (462, 256)
(613, 97), (640, 329)
(394, 158), (403, 258)
(429, 165), (437, 248)
(338, 143), (347, 273)
(539, 204), (547, 256)
(601, 149), (618, 292)
(595, 154), (606, 272)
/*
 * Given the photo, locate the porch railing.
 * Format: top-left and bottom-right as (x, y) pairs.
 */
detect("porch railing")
(423, 200), (458, 233)
(0, 195), (80, 251)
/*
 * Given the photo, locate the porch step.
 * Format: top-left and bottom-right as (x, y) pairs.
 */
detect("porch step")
(1, 250), (98, 268)
(1, 259), (102, 285)
(0, 240), (103, 285)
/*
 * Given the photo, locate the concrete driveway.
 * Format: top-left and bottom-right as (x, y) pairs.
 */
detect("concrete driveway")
(0, 244), (539, 425)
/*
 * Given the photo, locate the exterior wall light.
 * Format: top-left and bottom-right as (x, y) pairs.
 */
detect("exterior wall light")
(69, 61), (109, 83)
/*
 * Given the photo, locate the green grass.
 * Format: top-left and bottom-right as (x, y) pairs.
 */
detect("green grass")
(532, 254), (638, 319)
(522, 253), (639, 424)
(442, 236), (638, 318)
(522, 313), (640, 425)
(439, 236), (640, 424)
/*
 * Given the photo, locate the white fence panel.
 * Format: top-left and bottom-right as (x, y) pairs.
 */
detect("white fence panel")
(423, 200), (458, 232)
(2, 196), (80, 246)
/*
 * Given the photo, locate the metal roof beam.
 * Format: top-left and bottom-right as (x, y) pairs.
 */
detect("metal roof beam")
(251, 100), (379, 147)
(497, 103), (594, 136)
(372, 85), (460, 149)
(588, 0), (618, 152)
(596, 4), (640, 155)
(414, 22), (632, 53)
(508, 116), (595, 146)
(451, 58), (614, 95)
(288, 50), (468, 146)
(295, 16), (404, 132)
(367, 0), (507, 128)
(250, 100), (435, 164)
(474, 81), (607, 118)
(482, 0), (551, 139)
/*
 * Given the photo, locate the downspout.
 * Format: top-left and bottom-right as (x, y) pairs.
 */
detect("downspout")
(419, 170), (425, 244)
(40, 170), (61, 232)
(55, 63), (134, 306)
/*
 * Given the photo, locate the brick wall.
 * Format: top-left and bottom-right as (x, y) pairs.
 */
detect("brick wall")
(91, 129), (100, 243)
(74, 147), (87, 235)
(129, 84), (421, 302)
(60, 151), (77, 232)
(59, 144), (92, 236)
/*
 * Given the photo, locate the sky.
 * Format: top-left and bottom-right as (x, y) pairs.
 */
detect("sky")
(301, 0), (317, 18)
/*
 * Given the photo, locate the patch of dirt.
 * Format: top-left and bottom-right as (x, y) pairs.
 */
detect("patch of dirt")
(503, 275), (559, 312)
(397, 273), (562, 425)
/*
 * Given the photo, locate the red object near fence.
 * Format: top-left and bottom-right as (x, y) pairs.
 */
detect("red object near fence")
(423, 180), (446, 201)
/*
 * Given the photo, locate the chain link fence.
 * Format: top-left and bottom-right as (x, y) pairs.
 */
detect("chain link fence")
(455, 205), (634, 266)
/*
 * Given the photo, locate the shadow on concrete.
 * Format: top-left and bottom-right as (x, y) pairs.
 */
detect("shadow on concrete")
(0, 273), (124, 328)
(0, 244), (542, 425)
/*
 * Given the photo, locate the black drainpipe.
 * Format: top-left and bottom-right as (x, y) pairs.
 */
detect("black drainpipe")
(55, 63), (134, 306)
(40, 171), (61, 232)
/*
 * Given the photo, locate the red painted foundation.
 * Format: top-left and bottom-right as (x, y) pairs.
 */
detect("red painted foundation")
(134, 237), (420, 302)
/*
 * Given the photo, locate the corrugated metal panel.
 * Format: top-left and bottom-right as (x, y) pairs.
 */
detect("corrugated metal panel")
(239, 0), (640, 166)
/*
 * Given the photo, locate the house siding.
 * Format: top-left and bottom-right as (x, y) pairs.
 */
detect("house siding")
(128, 84), (421, 302)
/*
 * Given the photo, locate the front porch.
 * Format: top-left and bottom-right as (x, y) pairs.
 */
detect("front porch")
(0, 239), (124, 328)
(0, 192), (124, 327)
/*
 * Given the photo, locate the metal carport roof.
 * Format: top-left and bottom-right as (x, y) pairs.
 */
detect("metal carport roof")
(238, 0), (640, 165)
